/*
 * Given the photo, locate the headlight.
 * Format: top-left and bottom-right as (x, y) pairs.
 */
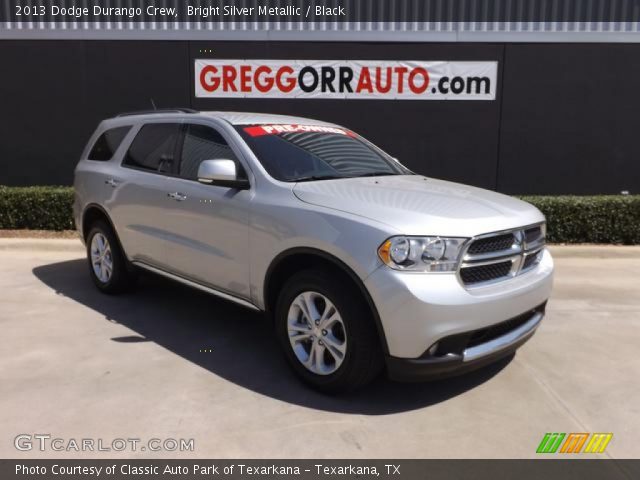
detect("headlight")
(378, 236), (468, 272)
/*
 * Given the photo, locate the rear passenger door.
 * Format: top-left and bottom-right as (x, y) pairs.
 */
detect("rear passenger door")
(162, 123), (252, 300)
(110, 123), (181, 270)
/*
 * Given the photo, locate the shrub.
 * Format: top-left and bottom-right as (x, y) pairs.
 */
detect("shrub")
(0, 186), (75, 231)
(0, 186), (638, 243)
(519, 195), (640, 244)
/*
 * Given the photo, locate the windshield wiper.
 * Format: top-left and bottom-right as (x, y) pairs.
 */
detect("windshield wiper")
(292, 174), (347, 182)
(350, 172), (401, 178)
(292, 172), (406, 182)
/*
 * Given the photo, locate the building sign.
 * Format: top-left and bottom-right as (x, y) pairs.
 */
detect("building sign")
(195, 60), (497, 100)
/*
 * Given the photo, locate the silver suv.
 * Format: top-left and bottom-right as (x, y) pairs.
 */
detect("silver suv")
(74, 109), (554, 392)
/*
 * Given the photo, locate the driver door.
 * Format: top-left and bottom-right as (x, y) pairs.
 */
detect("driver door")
(161, 123), (252, 301)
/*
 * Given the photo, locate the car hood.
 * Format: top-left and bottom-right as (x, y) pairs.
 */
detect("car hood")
(292, 175), (544, 237)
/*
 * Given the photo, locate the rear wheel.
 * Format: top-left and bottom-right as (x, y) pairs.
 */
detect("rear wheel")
(275, 269), (383, 393)
(86, 220), (136, 294)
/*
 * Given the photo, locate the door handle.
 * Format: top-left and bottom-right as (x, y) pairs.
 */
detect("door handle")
(105, 178), (120, 188)
(167, 192), (187, 201)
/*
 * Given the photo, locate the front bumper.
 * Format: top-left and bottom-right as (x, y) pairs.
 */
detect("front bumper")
(364, 248), (554, 379)
(386, 304), (544, 381)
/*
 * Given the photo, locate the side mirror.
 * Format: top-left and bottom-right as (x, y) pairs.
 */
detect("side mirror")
(197, 159), (249, 189)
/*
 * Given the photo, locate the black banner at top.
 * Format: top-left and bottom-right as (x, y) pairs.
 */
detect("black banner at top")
(3, 0), (640, 24)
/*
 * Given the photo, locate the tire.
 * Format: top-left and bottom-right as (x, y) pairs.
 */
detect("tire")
(275, 269), (383, 393)
(86, 220), (136, 294)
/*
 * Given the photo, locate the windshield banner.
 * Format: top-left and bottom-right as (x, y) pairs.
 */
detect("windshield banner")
(243, 124), (351, 136)
(195, 59), (497, 101)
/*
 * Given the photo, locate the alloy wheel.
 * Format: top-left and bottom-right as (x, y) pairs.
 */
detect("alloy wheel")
(90, 233), (113, 284)
(287, 291), (347, 375)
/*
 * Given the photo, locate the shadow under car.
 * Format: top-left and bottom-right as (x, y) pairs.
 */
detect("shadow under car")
(32, 258), (513, 415)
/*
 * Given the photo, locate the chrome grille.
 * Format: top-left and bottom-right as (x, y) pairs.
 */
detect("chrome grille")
(466, 233), (515, 255)
(459, 261), (513, 285)
(459, 223), (546, 287)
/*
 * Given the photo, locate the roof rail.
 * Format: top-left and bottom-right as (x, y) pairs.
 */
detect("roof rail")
(117, 108), (198, 117)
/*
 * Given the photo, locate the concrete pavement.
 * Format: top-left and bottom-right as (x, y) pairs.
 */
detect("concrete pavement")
(1, 240), (638, 458)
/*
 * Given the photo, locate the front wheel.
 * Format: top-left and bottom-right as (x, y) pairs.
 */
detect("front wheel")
(275, 269), (383, 393)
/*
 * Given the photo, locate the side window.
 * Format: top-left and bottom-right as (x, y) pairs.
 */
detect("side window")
(179, 124), (242, 181)
(88, 126), (131, 161)
(123, 123), (181, 173)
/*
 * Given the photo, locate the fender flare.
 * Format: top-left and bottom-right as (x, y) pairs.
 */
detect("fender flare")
(264, 246), (390, 355)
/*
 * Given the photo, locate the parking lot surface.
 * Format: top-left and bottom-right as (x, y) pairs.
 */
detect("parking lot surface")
(1, 240), (639, 458)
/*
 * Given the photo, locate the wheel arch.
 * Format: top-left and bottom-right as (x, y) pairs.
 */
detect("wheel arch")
(263, 247), (389, 355)
(81, 204), (131, 267)
(81, 204), (117, 240)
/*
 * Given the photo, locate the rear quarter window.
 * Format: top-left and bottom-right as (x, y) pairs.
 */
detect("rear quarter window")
(88, 126), (131, 161)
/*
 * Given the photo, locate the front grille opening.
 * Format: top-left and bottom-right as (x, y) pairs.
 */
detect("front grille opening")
(422, 303), (547, 358)
(525, 226), (543, 244)
(466, 233), (515, 255)
(522, 250), (542, 270)
(460, 260), (512, 285)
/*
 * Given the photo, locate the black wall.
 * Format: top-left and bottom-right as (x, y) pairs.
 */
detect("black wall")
(0, 40), (638, 194)
(499, 43), (640, 194)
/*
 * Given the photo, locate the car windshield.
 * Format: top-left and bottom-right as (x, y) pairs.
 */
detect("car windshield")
(236, 124), (412, 182)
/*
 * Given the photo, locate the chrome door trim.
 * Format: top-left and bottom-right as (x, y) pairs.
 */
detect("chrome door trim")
(132, 261), (261, 311)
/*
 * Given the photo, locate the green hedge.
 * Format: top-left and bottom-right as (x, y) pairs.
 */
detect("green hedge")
(0, 186), (74, 231)
(520, 195), (640, 244)
(0, 186), (638, 243)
